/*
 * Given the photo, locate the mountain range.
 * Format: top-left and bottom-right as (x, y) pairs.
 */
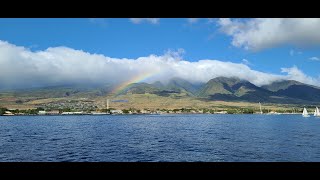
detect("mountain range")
(1, 76), (320, 107)
(117, 77), (320, 104)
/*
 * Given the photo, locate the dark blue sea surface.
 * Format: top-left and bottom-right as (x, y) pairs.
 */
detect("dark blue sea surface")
(0, 114), (320, 162)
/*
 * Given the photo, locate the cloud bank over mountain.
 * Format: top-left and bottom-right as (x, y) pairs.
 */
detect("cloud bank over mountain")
(0, 40), (319, 89)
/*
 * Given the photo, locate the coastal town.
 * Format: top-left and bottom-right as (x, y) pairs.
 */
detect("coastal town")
(0, 105), (303, 116)
(0, 96), (309, 116)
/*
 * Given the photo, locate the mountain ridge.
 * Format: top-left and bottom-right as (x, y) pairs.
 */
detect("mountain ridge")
(1, 77), (320, 108)
(119, 77), (320, 104)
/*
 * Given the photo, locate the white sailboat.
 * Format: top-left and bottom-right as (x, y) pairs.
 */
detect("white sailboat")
(314, 107), (320, 117)
(259, 102), (263, 114)
(302, 107), (310, 117)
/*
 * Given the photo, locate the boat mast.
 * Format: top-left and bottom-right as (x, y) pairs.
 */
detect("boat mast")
(315, 107), (320, 116)
(259, 102), (262, 114)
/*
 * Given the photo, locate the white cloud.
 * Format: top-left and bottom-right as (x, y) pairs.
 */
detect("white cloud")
(0, 40), (319, 89)
(217, 18), (320, 51)
(241, 59), (251, 66)
(163, 48), (185, 61)
(187, 18), (199, 24)
(290, 49), (303, 56)
(281, 66), (320, 85)
(309, 57), (320, 61)
(129, 18), (160, 24)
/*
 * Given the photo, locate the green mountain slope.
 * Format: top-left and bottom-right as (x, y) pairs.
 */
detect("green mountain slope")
(197, 77), (272, 102)
(2, 77), (320, 108)
(166, 77), (202, 95)
(261, 80), (304, 92)
(262, 80), (320, 102)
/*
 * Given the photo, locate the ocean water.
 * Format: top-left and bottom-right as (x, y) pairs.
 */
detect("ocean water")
(0, 114), (320, 162)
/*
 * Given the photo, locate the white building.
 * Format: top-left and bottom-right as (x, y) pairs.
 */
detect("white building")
(47, 110), (60, 115)
(3, 111), (14, 116)
(110, 110), (123, 114)
(38, 111), (46, 115)
(61, 112), (74, 115)
(215, 111), (227, 114)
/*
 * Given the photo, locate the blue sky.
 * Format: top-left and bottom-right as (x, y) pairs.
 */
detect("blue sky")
(0, 18), (231, 59)
(0, 18), (320, 88)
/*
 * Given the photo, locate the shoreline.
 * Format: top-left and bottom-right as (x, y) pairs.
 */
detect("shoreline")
(1, 113), (303, 116)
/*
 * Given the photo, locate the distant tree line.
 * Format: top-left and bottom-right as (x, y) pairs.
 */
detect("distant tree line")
(0, 106), (301, 115)
(0, 107), (8, 115)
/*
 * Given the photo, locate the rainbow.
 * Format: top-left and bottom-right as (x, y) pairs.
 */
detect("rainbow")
(111, 71), (158, 95)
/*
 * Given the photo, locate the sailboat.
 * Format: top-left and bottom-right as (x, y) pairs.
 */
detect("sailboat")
(259, 102), (263, 114)
(314, 107), (320, 117)
(302, 107), (310, 117)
